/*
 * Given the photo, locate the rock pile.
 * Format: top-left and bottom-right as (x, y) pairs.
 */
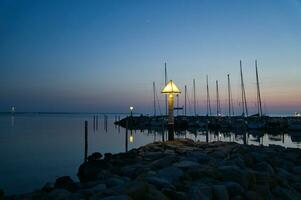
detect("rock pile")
(6, 139), (301, 200)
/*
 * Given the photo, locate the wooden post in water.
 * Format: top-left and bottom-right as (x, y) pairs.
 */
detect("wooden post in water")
(93, 115), (95, 131)
(84, 121), (88, 162)
(243, 131), (247, 145)
(162, 120), (165, 142)
(96, 115), (98, 130)
(118, 116), (120, 133)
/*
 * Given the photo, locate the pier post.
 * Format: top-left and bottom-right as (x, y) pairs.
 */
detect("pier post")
(93, 115), (95, 131)
(84, 121), (88, 162)
(96, 115), (98, 130)
(243, 131), (247, 145)
(167, 94), (175, 140)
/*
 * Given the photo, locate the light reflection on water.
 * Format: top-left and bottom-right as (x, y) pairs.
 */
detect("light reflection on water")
(0, 113), (300, 195)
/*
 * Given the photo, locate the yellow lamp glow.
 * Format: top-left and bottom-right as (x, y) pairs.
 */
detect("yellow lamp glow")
(129, 134), (134, 143)
(162, 80), (181, 94)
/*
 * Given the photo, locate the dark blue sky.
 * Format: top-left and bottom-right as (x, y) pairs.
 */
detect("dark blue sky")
(1, 0), (301, 115)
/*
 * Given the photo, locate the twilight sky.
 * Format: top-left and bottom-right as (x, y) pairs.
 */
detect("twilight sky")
(0, 0), (301, 115)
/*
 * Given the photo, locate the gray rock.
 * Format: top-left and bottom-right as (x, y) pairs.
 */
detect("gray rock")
(211, 149), (227, 159)
(54, 176), (77, 192)
(224, 182), (243, 196)
(189, 185), (212, 200)
(213, 185), (229, 200)
(233, 156), (246, 169)
(47, 189), (71, 200)
(277, 168), (295, 183)
(106, 177), (125, 187)
(254, 161), (275, 175)
(88, 152), (103, 162)
(91, 183), (107, 192)
(101, 195), (130, 200)
(79, 183), (107, 196)
(293, 166), (301, 175)
(186, 151), (210, 162)
(146, 177), (174, 189)
(162, 189), (186, 200)
(125, 181), (168, 200)
(173, 160), (200, 169)
(250, 152), (266, 163)
(245, 190), (258, 200)
(273, 186), (301, 200)
(157, 166), (183, 182)
(218, 166), (248, 188)
(151, 155), (175, 169)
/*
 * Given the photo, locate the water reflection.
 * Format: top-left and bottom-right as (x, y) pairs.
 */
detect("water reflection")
(119, 124), (301, 149)
(11, 116), (15, 127)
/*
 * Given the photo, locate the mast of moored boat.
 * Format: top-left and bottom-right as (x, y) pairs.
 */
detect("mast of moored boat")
(193, 79), (196, 116)
(240, 60), (248, 117)
(164, 63), (168, 116)
(184, 85), (187, 116)
(216, 80), (221, 116)
(227, 74), (231, 117)
(255, 60), (263, 117)
(153, 81), (156, 116)
(206, 75), (212, 116)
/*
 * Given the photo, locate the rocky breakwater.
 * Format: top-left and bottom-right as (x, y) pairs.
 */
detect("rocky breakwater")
(6, 139), (301, 200)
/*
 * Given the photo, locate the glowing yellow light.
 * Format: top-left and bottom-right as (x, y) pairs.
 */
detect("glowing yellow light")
(161, 80), (181, 94)
(129, 135), (134, 143)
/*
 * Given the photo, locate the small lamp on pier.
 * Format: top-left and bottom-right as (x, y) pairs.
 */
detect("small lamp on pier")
(161, 80), (181, 140)
(130, 106), (134, 117)
(129, 133), (134, 143)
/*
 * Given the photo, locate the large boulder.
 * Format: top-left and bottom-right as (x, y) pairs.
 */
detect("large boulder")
(125, 181), (168, 200)
(218, 166), (248, 188)
(54, 176), (78, 192)
(157, 166), (184, 183)
(213, 185), (229, 200)
(150, 155), (176, 169)
(173, 161), (200, 169)
(188, 185), (212, 200)
(47, 189), (72, 200)
(223, 182), (244, 197)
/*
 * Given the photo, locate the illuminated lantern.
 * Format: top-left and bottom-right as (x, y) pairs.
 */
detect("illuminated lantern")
(161, 80), (181, 126)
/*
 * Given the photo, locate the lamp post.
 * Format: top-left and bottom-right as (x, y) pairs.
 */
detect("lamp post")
(161, 80), (181, 141)
(130, 106), (134, 117)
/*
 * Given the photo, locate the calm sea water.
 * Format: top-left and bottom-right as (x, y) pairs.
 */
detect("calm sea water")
(0, 113), (301, 195)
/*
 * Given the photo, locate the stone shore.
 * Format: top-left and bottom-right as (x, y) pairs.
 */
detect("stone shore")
(4, 139), (301, 200)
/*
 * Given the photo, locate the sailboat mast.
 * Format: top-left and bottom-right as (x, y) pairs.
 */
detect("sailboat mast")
(216, 80), (220, 116)
(153, 81), (156, 116)
(240, 60), (248, 117)
(193, 79), (196, 116)
(164, 63), (168, 116)
(184, 85), (187, 116)
(255, 60), (263, 116)
(206, 75), (212, 116)
(227, 74), (231, 117)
